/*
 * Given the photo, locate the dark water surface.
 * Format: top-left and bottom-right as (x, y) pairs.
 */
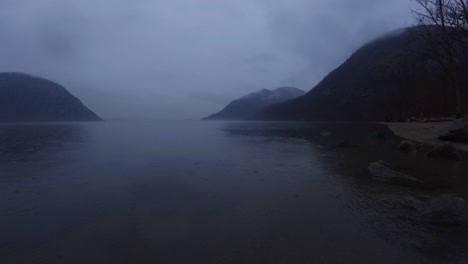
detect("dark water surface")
(1, 121), (468, 263)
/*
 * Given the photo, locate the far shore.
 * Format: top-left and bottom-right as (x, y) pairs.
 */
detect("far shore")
(383, 121), (468, 152)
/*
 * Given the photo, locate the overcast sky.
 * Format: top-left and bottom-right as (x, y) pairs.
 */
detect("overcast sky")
(0, 0), (416, 119)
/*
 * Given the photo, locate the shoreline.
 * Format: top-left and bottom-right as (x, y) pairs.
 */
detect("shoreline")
(383, 121), (468, 152)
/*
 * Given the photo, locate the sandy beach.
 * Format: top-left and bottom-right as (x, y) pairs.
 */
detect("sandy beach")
(384, 121), (468, 152)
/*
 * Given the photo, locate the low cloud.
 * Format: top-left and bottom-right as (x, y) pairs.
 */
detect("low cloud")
(0, 0), (415, 119)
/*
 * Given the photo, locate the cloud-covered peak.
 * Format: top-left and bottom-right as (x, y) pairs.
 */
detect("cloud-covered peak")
(0, 0), (415, 119)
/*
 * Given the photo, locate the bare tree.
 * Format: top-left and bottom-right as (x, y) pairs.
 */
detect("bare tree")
(411, 0), (468, 117)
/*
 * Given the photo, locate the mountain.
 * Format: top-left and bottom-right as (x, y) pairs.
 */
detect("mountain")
(204, 87), (305, 120)
(258, 27), (468, 121)
(0, 72), (102, 122)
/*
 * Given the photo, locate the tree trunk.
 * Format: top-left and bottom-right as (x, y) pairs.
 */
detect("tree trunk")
(448, 65), (464, 118)
(452, 68), (464, 118)
(455, 84), (464, 117)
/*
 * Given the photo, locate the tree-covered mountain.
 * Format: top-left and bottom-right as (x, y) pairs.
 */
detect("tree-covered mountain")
(0, 72), (102, 122)
(204, 87), (305, 120)
(257, 27), (468, 122)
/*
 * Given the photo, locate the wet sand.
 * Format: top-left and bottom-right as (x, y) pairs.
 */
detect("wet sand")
(384, 122), (468, 152)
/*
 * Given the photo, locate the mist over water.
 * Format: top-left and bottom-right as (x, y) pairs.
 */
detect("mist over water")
(2, 0), (468, 263)
(1, 121), (468, 263)
(0, 0), (415, 119)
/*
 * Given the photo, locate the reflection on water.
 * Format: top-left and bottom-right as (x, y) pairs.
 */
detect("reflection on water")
(1, 121), (468, 263)
(228, 122), (468, 260)
(0, 123), (82, 163)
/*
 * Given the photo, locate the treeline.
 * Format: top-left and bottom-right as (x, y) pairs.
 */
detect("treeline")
(257, 1), (468, 122)
(405, 0), (468, 118)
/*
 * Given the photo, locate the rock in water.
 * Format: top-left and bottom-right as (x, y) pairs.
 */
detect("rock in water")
(390, 194), (468, 225)
(368, 160), (418, 183)
(425, 143), (463, 161)
(398, 140), (419, 152)
(328, 140), (352, 149)
(379, 195), (426, 210)
(422, 194), (466, 216)
(420, 194), (466, 225)
(438, 119), (468, 143)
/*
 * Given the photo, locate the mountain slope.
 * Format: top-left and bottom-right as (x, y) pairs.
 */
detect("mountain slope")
(0, 72), (102, 122)
(258, 27), (468, 121)
(204, 87), (305, 120)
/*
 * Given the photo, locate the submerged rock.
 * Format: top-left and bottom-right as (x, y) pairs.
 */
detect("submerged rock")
(438, 119), (468, 143)
(368, 160), (418, 183)
(418, 194), (467, 225)
(421, 194), (466, 217)
(425, 143), (463, 161)
(398, 140), (420, 152)
(379, 195), (426, 210)
(376, 132), (386, 142)
(320, 131), (333, 137)
(384, 194), (468, 225)
(374, 130), (394, 143)
(328, 140), (352, 149)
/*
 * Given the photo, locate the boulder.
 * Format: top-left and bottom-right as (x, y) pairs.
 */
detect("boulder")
(368, 160), (418, 183)
(398, 140), (419, 152)
(438, 119), (468, 143)
(425, 143), (463, 161)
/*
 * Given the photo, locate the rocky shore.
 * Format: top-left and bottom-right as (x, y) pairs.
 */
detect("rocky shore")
(384, 120), (468, 152)
(366, 120), (468, 226)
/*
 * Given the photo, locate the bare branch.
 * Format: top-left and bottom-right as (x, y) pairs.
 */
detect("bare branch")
(411, 0), (468, 116)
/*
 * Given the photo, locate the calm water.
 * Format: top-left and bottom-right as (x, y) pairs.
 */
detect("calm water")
(1, 121), (468, 263)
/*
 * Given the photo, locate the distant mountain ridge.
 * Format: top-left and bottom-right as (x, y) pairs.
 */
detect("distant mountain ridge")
(257, 27), (468, 121)
(0, 72), (102, 122)
(203, 87), (305, 120)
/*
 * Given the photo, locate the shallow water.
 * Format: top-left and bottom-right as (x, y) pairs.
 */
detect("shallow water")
(1, 121), (468, 263)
